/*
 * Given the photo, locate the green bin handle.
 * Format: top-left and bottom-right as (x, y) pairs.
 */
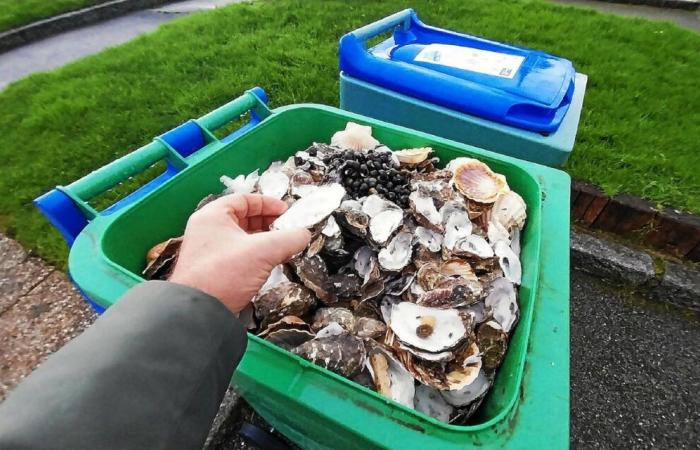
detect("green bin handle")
(59, 89), (269, 219)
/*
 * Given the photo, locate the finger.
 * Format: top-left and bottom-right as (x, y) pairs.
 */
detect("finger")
(206, 194), (288, 223)
(246, 216), (264, 232)
(262, 215), (278, 229)
(254, 228), (312, 265)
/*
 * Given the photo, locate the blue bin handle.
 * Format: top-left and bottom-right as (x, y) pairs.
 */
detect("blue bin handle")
(347, 8), (414, 44)
(35, 87), (270, 246)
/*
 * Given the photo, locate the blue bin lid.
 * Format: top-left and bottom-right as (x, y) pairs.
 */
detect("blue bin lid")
(339, 9), (576, 134)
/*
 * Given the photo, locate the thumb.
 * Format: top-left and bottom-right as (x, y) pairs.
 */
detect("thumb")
(254, 228), (312, 266)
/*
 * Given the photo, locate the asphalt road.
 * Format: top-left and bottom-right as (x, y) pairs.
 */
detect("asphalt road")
(570, 271), (699, 449)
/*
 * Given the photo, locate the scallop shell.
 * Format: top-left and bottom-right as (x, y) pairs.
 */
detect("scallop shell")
(394, 147), (432, 165)
(330, 122), (379, 151)
(491, 191), (527, 231)
(451, 158), (509, 204)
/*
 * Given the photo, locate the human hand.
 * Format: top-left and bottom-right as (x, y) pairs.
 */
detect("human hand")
(169, 194), (311, 313)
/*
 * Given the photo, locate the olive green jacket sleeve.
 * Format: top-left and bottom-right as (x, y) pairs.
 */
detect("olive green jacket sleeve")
(0, 281), (248, 450)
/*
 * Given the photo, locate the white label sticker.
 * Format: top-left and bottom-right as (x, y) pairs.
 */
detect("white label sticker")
(413, 44), (524, 79)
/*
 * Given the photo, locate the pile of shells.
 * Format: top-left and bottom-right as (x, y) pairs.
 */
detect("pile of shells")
(145, 122), (527, 424)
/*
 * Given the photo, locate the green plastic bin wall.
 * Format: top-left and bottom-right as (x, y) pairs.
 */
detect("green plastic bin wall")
(340, 72), (587, 168)
(64, 91), (570, 449)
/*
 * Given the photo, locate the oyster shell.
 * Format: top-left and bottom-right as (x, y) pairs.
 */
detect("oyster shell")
(258, 162), (290, 200)
(450, 158), (509, 204)
(330, 122), (379, 151)
(293, 333), (367, 378)
(315, 321), (346, 338)
(353, 246), (384, 300)
(143, 237), (182, 279)
(389, 302), (467, 353)
(440, 369), (490, 407)
(476, 320), (508, 370)
(491, 190), (526, 231)
(443, 343), (482, 390)
(394, 147), (432, 165)
(487, 219), (511, 245)
(442, 208), (473, 252)
(409, 190), (442, 231)
(453, 235), (494, 259)
(258, 315), (310, 336)
(353, 317), (387, 339)
(265, 328), (316, 350)
(414, 226), (443, 252)
(366, 344), (415, 408)
(253, 282), (316, 327)
(335, 201), (370, 237)
(311, 307), (356, 332)
(291, 254), (337, 304)
(510, 227), (521, 257)
(369, 208), (404, 245)
(321, 215), (341, 238)
(236, 303), (257, 330)
(494, 240), (522, 285)
(259, 265), (289, 293)
(290, 170), (317, 198)
(484, 277), (519, 333)
(220, 169), (259, 194)
(272, 183), (346, 230)
(397, 343), (454, 362)
(415, 384), (454, 423)
(378, 231), (413, 271)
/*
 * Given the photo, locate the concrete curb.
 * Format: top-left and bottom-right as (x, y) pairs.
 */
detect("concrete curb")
(595, 0), (700, 11)
(571, 181), (700, 263)
(0, 0), (176, 54)
(571, 230), (700, 311)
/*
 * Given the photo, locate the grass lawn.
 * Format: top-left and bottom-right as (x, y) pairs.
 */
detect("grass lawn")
(0, 0), (105, 32)
(0, 0), (698, 266)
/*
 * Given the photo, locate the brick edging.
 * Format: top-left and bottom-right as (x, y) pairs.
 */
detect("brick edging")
(0, 0), (176, 54)
(571, 180), (700, 262)
(595, 0), (700, 11)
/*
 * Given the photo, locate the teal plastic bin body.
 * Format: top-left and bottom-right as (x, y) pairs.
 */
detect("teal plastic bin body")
(340, 71), (587, 168)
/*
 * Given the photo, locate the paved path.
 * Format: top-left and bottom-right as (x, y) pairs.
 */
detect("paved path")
(0, 235), (96, 401)
(0, 0), (243, 90)
(552, 0), (700, 32)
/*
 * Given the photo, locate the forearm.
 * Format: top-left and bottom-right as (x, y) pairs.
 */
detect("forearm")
(0, 281), (247, 450)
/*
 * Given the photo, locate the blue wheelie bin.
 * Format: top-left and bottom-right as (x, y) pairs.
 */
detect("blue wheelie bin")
(339, 9), (587, 168)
